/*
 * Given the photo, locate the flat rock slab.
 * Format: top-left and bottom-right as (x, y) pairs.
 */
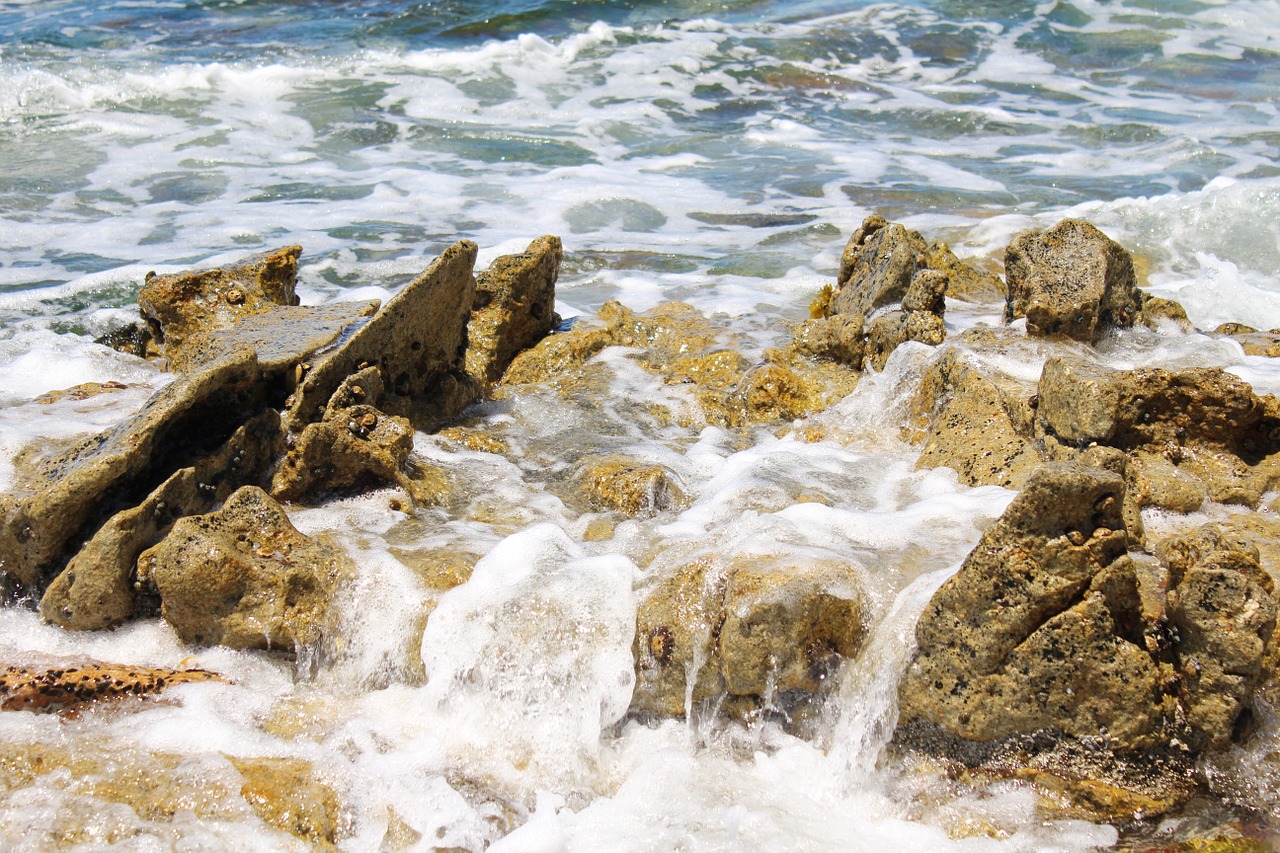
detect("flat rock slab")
(173, 301), (379, 374)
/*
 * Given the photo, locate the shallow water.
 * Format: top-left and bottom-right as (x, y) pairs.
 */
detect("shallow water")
(2, 0), (1280, 849)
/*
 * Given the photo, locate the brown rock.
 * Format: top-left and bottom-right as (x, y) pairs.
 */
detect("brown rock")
(1138, 293), (1194, 333)
(897, 462), (1169, 751)
(1, 660), (222, 714)
(832, 215), (926, 317)
(577, 455), (685, 516)
(137, 486), (353, 650)
(725, 363), (814, 424)
(284, 240), (480, 432)
(40, 410), (283, 631)
(466, 235), (562, 388)
(1004, 218), (1143, 344)
(922, 241), (1005, 303)
(790, 315), (865, 367)
(140, 246), (301, 364)
(0, 350), (268, 593)
(230, 756), (341, 849)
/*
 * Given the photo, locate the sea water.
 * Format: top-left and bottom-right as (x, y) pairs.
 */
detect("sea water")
(1, 0), (1279, 849)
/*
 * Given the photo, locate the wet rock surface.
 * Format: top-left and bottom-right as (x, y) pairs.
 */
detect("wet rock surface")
(1, 660), (223, 714)
(466, 235), (562, 388)
(137, 485), (353, 649)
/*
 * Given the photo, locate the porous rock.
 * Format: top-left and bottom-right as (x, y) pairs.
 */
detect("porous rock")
(39, 411), (283, 631)
(0, 349), (268, 593)
(466, 235), (562, 388)
(137, 486), (353, 650)
(1004, 218), (1143, 343)
(140, 245), (301, 365)
(284, 240), (480, 432)
(1, 660), (223, 714)
(897, 462), (1167, 750)
(577, 455), (685, 516)
(229, 756), (341, 849)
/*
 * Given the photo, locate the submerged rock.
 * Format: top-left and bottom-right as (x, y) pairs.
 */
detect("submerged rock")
(140, 245), (302, 367)
(466, 235), (562, 389)
(137, 486), (353, 651)
(1004, 219), (1143, 343)
(577, 455), (685, 517)
(229, 756), (341, 849)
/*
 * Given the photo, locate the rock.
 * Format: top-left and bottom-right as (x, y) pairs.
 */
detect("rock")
(1138, 293), (1194, 333)
(863, 309), (946, 371)
(1217, 327), (1280, 358)
(631, 553), (865, 731)
(718, 559), (864, 698)
(831, 215), (927, 318)
(271, 404), (444, 507)
(577, 455), (685, 516)
(140, 245), (302, 365)
(466, 235), (562, 388)
(1004, 218), (1143, 343)
(0, 350), (269, 593)
(921, 241), (1005, 303)
(39, 410), (283, 631)
(897, 462), (1169, 751)
(171, 301), (380, 374)
(95, 321), (163, 360)
(790, 314), (865, 367)
(914, 351), (1043, 489)
(137, 486), (353, 650)
(1, 660), (223, 714)
(284, 240), (480, 432)
(725, 363), (814, 424)
(1125, 450), (1206, 514)
(1155, 526), (1277, 751)
(34, 381), (131, 405)
(229, 756), (341, 849)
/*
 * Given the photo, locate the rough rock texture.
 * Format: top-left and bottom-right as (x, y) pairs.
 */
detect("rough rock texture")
(1, 661), (223, 713)
(137, 486), (353, 650)
(0, 350), (268, 593)
(271, 404), (444, 507)
(898, 463), (1166, 750)
(1004, 219), (1143, 343)
(139, 245), (302, 367)
(1155, 526), (1277, 752)
(284, 240), (480, 432)
(577, 455), (685, 516)
(631, 554), (864, 729)
(896, 462), (1280, 815)
(39, 411), (283, 631)
(229, 757), (341, 849)
(1037, 357), (1280, 506)
(466, 235), (562, 388)
(913, 351), (1043, 489)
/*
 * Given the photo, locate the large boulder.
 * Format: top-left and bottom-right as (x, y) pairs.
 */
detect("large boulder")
(283, 240), (480, 432)
(0, 350), (269, 594)
(466, 235), (562, 389)
(1003, 219), (1143, 344)
(139, 245), (302, 367)
(137, 486), (353, 650)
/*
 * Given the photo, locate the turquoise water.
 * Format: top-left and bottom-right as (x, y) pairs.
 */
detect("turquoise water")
(2, 2), (1280, 849)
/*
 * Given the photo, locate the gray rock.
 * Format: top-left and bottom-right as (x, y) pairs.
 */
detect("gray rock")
(1004, 218), (1143, 344)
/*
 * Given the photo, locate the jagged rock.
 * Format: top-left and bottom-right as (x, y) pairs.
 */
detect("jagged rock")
(466, 235), (562, 388)
(725, 363), (814, 424)
(172, 301), (380, 374)
(137, 486), (353, 650)
(898, 462), (1169, 750)
(790, 314), (865, 366)
(577, 455), (685, 516)
(1004, 218), (1143, 343)
(914, 351), (1043, 489)
(1155, 526), (1277, 752)
(39, 411), (283, 631)
(1125, 450), (1206, 514)
(1, 661), (223, 713)
(95, 321), (163, 360)
(1037, 357), (1280, 506)
(271, 404), (444, 507)
(229, 757), (341, 849)
(863, 309), (946, 371)
(1138, 293), (1194, 333)
(922, 241), (1005, 302)
(140, 245), (302, 365)
(832, 215), (927, 317)
(0, 350), (268, 593)
(631, 554), (864, 730)
(284, 240), (480, 432)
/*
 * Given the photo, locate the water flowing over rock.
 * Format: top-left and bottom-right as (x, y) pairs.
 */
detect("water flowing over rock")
(1003, 219), (1143, 343)
(465, 235), (562, 389)
(137, 486), (353, 650)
